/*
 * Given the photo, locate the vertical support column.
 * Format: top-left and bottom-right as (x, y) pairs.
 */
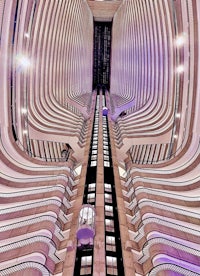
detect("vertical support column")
(106, 92), (136, 276)
(93, 90), (106, 276)
(63, 93), (97, 276)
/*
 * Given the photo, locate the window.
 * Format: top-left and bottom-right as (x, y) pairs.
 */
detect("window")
(105, 205), (113, 217)
(91, 155), (97, 161)
(104, 155), (109, 161)
(80, 256), (92, 275)
(91, 160), (97, 167)
(88, 183), (96, 192)
(106, 236), (116, 252)
(105, 219), (114, 232)
(105, 193), (112, 204)
(106, 256), (117, 275)
(104, 161), (110, 167)
(87, 193), (95, 204)
(104, 183), (112, 192)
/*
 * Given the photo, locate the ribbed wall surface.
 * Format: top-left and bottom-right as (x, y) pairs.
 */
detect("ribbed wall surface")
(0, 0), (200, 275)
(0, 1), (93, 275)
(8, 0), (93, 161)
(111, 0), (196, 164)
(116, 1), (200, 275)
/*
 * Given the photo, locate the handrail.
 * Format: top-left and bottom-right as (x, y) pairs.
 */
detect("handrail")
(128, 137), (200, 174)
(0, 171), (69, 184)
(0, 128), (72, 171)
(13, 133), (73, 163)
(0, 214), (63, 238)
(131, 199), (200, 224)
(0, 197), (70, 217)
(134, 216), (200, 243)
(148, 263), (200, 276)
(126, 173), (200, 191)
(0, 261), (51, 276)
(0, 235), (60, 262)
(0, 184), (65, 197)
(138, 236), (200, 264)
(129, 186), (200, 204)
(0, 183), (73, 201)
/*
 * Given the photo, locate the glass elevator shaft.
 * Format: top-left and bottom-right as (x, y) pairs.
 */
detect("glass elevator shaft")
(74, 22), (124, 276)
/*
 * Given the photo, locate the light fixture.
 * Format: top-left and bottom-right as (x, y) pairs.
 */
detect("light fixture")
(176, 65), (184, 74)
(176, 113), (180, 118)
(174, 134), (178, 139)
(21, 108), (27, 114)
(175, 33), (187, 47)
(23, 130), (28, 135)
(24, 33), (30, 38)
(15, 54), (31, 69)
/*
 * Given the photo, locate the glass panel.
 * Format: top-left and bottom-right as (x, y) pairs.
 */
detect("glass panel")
(105, 205), (113, 217)
(91, 155), (97, 160)
(104, 161), (110, 167)
(106, 256), (118, 275)
(105, 193), (112, 203)
(80, 256), (92, 275)
(88, 183), (96, 192)
(106, 236), (116, 252)
(105, 219), (114, 232)
(91, 161), (97, 167)
(104, 183), (112, 192)
(87, 193), (95, 203)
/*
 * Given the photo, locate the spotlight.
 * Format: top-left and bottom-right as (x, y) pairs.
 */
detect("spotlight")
(24, 33), (30, 38)
(23, 130), (28, 135)
(175, 33), (187, 47)
(176, 65), (184, 74)
(16, 54), (31, 69)
(21, 108), (27, 114)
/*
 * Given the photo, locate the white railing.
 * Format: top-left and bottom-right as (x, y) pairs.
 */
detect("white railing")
(0, 261), (51, 276)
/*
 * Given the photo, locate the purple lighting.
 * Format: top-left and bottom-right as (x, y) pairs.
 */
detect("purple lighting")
(103, 107), (108, 116)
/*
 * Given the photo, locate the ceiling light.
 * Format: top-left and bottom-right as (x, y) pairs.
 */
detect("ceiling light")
(16, 54), (31, 69)
(24, 33), (30, 38)
(176, 65), (184, 74)
(23, 130), (28, 135)
(175, 33), (187, 47)
(21, 108), (27, 114)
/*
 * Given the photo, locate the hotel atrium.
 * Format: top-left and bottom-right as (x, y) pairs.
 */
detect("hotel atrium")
(0, 0), (200, 275)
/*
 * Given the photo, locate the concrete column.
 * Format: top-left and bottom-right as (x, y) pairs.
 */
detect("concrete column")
(62, 93), (96, 276)
(106, 92), (136, 276)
